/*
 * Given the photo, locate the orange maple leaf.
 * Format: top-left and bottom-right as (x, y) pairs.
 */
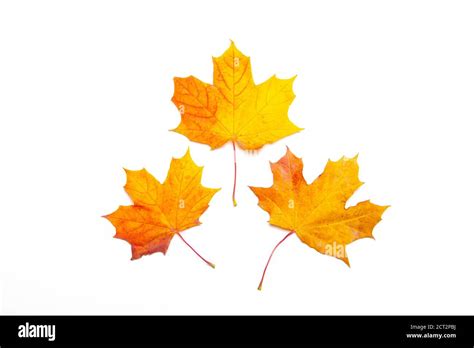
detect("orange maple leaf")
(103, 149), (220, 267)
(172, 41), (302, 206)
(250, 148), (389, 290)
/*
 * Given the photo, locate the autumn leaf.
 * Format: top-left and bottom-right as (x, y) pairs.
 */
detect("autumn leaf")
(172, 41), (302, 206)
(249, 148), (389, 290)
(103, 149), (220, 267)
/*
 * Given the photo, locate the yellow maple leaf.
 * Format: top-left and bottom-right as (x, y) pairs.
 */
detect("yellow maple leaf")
(250, 147), (389, 290)
(172, 41), (302, 206)
(103, 149), (220, 267)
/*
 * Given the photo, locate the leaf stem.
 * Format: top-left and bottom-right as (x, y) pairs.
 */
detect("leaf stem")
(258, 231), (295, 291)
(176, 232), (215, 269)
(232, 141), (237, 207)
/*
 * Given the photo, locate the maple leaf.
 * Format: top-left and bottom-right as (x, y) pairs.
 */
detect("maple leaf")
(249, 148), (389, 290)
(172, 41), (302, 206)
(103, 149), (220, 267)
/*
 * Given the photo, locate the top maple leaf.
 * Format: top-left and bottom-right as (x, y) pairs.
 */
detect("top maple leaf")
(171, 41), (302, 205)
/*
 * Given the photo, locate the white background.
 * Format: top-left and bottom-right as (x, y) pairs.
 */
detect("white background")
(1, 0), (473, 315)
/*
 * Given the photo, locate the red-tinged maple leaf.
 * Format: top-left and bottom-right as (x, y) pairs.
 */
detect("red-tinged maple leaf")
(103, 149), (220, 267)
